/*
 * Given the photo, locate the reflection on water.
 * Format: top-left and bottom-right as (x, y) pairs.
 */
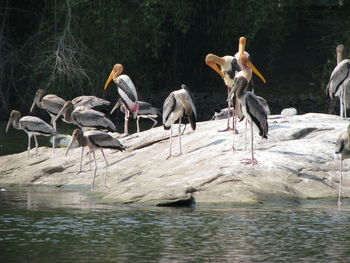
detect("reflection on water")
(0, 187), (350, 262)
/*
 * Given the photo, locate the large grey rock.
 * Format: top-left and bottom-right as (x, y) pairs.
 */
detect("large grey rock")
(0, 113), (349, 205)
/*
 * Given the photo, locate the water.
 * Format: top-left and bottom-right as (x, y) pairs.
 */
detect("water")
(1, 187), (350, 262)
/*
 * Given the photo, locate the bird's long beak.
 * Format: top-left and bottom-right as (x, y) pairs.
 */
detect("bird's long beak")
(110, 99), (122, 115)
(205, 54), (224, 78)
(5, 117), (12, 132)
(239, 37), (266, 83)
(244, 57), (266, 83)
(65, 136), (75, 156)
(104, 70), (115, 90)
(30, 93), (39, 113)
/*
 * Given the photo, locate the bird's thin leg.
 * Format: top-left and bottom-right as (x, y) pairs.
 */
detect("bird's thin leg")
(50, 114), (57, 154)
(150, 117), (158, 128)
(241, 121), (258, 165)
(166, 122), (174, 160)
(219, 87), (233, 132)
(124, 106), (130, 135)
(34, 135), (39, 157)
(181, 123), (187, 135)
(27, 134), (32, 160)
(76, 146), (84, 174)
(169, 123), (173, 157)
(233, 99), (240, 135)
(344, 89), (347, 119)
(338, 158), (343, 208)
(100, 149), (109, 188)
(339, 94), (343, 118)
(250, 122), (255, 165)
(227, 97), (231, 129)
(52, 135), (56, 154)
(178, 117), (182, 156)
(91, 151), (97, 190)
(88, 149), (92, 171)
(136, 116), (140, 133)
(232, 126), (236, 152)
(244, 119), (248, 151)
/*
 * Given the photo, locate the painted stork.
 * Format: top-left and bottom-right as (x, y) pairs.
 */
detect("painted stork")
(111, 98), (161, 133)
(335, 124), (350, 207)
(72, 95), (110, 109)
(229, 37), (268, 165)
(31, 89), (110, 127)
(30, 89), (65, 131)
(6, 110), (57, 159)
(66, 129), (125, 190)
(163, 84), (196, 159)
(54, 101), (116, 132)
(327, 44), (350, 118)
(104, 64), (139, 134)
(205, 51), (254, 131)
(54, 101), (116, 173)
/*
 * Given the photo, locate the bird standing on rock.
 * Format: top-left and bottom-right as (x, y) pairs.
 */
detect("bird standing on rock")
(6, 110), (57, 159)
(205, 51), (254, 132)
(327, 44), (350, 118)
(111, 98), (161, 133)
(104, 64), (139, 134)
(229, 37), (268, 165)
(163, 84), (196, 159)
(30, 89), (65, 131)
(54, 101), (116, 132)
(66, 129), (125, 190)
(335, 124), (350, 207)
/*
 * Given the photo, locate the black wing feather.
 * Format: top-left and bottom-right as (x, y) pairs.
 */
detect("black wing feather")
(245, 93), (268, 139)
(162, 93), (176, 130)
(117, 79), (137, 102)
(329, 61), (350, 97)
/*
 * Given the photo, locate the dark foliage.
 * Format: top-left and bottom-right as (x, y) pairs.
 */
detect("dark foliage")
(1, 0), (350, 119)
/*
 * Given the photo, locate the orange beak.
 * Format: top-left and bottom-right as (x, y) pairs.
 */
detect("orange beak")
(104, 70), (115, 90)
(243, 56), (266, 83)
(239, 37), (266, 83)
(205, 54), (224, 78)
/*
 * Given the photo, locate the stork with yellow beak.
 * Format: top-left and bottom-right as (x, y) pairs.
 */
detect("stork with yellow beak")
(229, 37), (268, 165)
(104, 64), (139, 135)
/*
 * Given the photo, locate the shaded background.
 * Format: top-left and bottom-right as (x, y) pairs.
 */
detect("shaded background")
(1, 0), (349, 121)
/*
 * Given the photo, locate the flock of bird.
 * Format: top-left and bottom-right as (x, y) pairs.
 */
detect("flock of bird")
(4, 36), (350, 206)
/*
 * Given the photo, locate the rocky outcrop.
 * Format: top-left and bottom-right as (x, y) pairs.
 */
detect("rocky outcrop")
(0, 113), (349, 206)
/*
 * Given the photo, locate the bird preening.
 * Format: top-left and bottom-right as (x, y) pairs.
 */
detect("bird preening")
(229, 37), (268, 165)
(205, 50), (254, 132)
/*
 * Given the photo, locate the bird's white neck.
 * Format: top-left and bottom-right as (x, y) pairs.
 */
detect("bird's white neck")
(236, 54), (252, 82)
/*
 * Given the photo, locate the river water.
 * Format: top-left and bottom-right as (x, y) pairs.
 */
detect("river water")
(1, 186), (350, 262)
